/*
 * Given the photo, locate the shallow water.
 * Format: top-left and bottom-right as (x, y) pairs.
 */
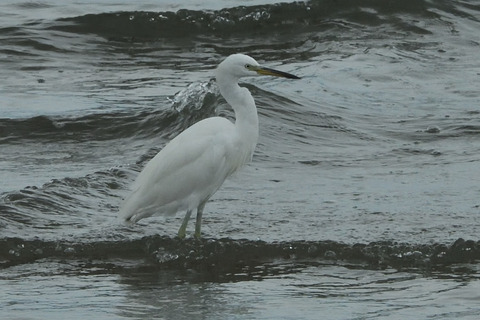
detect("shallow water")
(1, 0), (480, 318)
(5, 262), (480, 320)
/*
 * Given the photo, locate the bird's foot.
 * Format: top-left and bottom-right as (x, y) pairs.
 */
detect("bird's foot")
(177, 229), (187, 239)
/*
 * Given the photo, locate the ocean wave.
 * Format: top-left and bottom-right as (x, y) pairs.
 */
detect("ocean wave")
(48, 0), (453, 41)
(0, 111), (168, 143)
(0, 80), (220, 144)
(0, 167), (131, 229)
(1, 236), (479, 276)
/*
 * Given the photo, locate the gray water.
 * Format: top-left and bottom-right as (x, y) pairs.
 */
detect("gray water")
(1, 0), (480, 319)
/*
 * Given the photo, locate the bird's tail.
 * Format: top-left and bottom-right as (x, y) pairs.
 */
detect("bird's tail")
(118, 191), (142, 223)
(118, 205), (138, 224)
(118, 189), (158, 224)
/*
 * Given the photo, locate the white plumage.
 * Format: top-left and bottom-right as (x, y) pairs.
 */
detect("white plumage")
(119, 54), (299, 238)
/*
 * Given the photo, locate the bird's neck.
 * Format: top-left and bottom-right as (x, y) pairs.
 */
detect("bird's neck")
(217, 75), (259, 146)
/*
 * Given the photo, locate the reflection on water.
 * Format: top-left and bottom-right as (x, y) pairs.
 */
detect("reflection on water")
(116, 264), (480, 319)
(5, 259), (477, 319)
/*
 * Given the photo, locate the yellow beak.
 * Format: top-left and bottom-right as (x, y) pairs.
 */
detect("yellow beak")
(253, 66), (300, 79)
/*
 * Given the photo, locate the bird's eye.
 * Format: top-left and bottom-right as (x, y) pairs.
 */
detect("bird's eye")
(245, 64), (251, 69)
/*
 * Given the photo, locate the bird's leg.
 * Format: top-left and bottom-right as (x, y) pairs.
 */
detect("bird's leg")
(194, 202), (206, 239)
(178, 209), (192, 239)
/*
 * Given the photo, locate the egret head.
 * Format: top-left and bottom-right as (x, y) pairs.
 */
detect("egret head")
(216, 54), (300, 80)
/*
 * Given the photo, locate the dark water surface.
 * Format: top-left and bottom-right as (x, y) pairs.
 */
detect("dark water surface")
(1, 0), (480, 319)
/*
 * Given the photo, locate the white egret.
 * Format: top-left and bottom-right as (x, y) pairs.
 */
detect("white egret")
(119, 54), (300, 238)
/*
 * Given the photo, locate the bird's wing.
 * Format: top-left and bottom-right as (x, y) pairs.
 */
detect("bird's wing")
(119, 117), (236, 222)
